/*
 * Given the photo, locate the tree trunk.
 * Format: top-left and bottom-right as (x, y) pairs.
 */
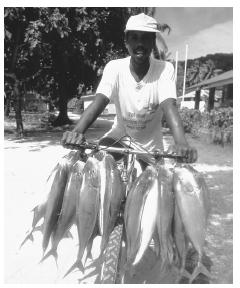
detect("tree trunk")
(13, 80), (24, 138)
(208, 87), (215, 112)
(53, 81), (72, 126)
(6, 22), (24, 137)
(194, 89), (201, 110)
(4, 93), (11, 117)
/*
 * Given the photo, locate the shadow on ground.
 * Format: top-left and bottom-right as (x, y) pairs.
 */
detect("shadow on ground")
(4, 118), (114, 152)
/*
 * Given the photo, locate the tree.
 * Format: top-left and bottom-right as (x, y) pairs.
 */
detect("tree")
(5, 7), (172, 131)
(4, 8), (31, 137)
(184, 58), (216, 110)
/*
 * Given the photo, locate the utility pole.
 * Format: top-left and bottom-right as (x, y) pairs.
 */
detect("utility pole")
(174, 50), (178, 83)
(182, 44), (188, 101)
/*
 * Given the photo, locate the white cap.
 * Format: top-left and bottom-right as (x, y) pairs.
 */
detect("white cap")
(125, 13), (160, 33)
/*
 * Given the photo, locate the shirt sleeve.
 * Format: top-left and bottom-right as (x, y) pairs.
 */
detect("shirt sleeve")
(96, 60), (118, 101)
(158, 62), (177, 104)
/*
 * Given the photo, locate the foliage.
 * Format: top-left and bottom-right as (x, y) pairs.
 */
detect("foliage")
(179, 107), (233, 145)
(5, 7), (171, 127)
(176, 53), (233, 96)
(179, 108), (201, 133)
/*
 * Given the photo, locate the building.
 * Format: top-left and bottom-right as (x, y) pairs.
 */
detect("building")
(80, 94), (116, 115)
(185, 70), (233, 111)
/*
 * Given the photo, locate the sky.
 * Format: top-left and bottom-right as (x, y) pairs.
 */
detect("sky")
(155, 7), (233, 60)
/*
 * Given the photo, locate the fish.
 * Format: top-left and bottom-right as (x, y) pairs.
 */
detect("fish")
(64, 157), (101, 277)
(84, 216), (100, 266)
(132, 166), (159, 266)
(124, 166), (158, 269)
(21, 151), (81, 249)
(172, 200), (191, 281)
(151, 227), (160, 257)
(98, 154), (114, 237)
(20, 163), (61, 249)
(156, 165), (175, 271)
(40, 160), (85, 263)
(99, 154), (125, 254)
(124, 169), (151, 266)
(20, 203), (47, 248)
(173, 164), (211, 283)
(41, 157), (71, 254)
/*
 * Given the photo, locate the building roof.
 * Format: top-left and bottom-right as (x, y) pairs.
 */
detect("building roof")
(186, 70), (233, 92)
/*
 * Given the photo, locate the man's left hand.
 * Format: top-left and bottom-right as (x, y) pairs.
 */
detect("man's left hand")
(167, 144), (198, 163)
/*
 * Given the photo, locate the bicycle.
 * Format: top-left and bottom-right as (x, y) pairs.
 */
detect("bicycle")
(65, 140), (184, 284)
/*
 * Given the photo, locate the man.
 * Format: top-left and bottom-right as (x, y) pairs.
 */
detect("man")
(61, 13), (197, 164)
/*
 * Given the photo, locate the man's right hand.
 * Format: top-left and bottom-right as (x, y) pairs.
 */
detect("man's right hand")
(61, 131), (86, 149)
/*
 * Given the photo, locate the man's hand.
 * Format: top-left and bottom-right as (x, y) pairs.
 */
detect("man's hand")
(61, 131), (86, 149)
(167, 144), (198, 163)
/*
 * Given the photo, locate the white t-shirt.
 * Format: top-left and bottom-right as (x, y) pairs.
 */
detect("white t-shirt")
(96, 56), (176, 151)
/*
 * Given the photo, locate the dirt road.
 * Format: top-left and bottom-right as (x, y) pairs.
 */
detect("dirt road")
(4, 118), (233, 284)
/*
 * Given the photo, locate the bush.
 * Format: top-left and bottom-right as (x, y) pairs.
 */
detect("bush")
(179, 107), (233, 145)
(179, 108), (201, 133)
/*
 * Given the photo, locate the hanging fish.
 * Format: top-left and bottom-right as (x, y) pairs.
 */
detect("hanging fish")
(64, 157), (101, 277)
(156, 165), (175, 271)
(99, 154), (125, 254)
(173, 164), (211, 283)
(40, 160), (85, 263)
(124, 166), (159, 271)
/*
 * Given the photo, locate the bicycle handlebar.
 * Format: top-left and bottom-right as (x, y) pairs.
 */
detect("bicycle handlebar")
(64, 142), (184, 160)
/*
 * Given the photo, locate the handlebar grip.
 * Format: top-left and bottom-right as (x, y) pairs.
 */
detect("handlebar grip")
(63, 142), (97, 150)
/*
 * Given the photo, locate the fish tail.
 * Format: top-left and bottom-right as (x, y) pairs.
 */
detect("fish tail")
(159, 240), (173, 271)
(63, 259), (84, 278)
(167, 239), (175, 265)
(189, 262), (211, 283)
(39, 248), (58, 264)
(153, 243), (160, 257)
(19, 231), (34, 249)
(84, 250), (93, 266)
(100, 236), (109, 255)
(42, 238), (50, 255)
(160, 260), (171, 273)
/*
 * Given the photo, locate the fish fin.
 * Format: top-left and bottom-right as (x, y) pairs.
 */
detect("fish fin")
(63, 230), (73, 239)
(174, 268), (192, 283)
(31, 205), (38, 213)
(19, 232), (34, 249)
(189, 263), (211, 283)
(39, 248), (58, 264)
(33, 224), (44, 233)
(63, 260), (84, 278)
(180, 268), (192, 279)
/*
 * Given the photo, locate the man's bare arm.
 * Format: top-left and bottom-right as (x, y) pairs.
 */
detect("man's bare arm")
(73, 93), (110, 134)
(61, 93), (109, 146)
(160, 98), (187, 145)
(160, 98), (198, 162)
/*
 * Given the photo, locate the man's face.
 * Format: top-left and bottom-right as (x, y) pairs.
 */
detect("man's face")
(125, 31), (155, 65)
